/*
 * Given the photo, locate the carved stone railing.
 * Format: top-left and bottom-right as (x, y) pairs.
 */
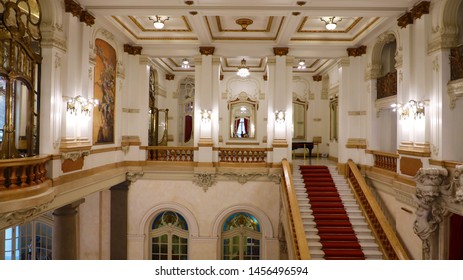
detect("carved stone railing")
(0, 155), (51, 190)
(366, 150), (399, 172)
(377, 71), (397, 99)
(281, 159), (310, 260)
(146, 146), (195, 161)
(346, 160), (409, 259)
(218, 148), (267, 163)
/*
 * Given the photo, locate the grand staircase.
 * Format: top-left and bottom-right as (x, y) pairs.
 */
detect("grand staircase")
(292, 163), (383, 260)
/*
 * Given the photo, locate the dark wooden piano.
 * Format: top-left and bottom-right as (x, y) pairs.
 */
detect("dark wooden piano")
(292, 142), (314, 159)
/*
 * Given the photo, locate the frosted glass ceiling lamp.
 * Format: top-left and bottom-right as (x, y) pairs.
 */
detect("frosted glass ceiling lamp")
(181, 58), (190, 69)
(297, 59), (306, 70)
(237, 58), (250, 78)
(321, 17), (341, 30)
(150, 15), (169, 29)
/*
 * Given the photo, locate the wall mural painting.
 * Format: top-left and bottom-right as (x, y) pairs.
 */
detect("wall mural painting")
(93, 39), (116, 144)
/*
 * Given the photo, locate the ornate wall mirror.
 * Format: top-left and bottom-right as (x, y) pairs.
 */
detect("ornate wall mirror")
(228, 93), (258, 139)
(149, 108), (168, 146)
(292, 98), (308, 140)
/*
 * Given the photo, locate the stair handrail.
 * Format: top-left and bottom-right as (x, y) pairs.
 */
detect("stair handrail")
(346, 159), (409, 260)
(281, 159), (310, 260)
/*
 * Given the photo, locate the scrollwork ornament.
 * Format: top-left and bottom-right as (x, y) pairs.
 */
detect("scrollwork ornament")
(452, 165), (463, 203)
(193, 173), (216, 192)
(413, 167), (448, 259)
(0, 201), (52, 228)
(126, 171), (144, 183)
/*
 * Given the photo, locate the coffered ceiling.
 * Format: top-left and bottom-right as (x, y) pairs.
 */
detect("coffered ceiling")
(79, 0), (414, 75)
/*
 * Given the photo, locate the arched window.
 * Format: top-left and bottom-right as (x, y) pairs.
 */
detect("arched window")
(222, 212), (261, 260)
(3, 219), (53, 260)
(150, 211), (188, 260)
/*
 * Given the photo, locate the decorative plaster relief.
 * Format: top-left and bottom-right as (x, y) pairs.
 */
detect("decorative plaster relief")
(226, 76), (261, 101)
(193, 173), (217, 192)
(220, 171), (267, 185)
(0, 201), (52, 229)
(452, 165), (463, 203)
(127, 171), (144, 183)
(447, 78), (463, 109)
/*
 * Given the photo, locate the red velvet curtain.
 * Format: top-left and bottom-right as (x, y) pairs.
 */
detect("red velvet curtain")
(243, 118), (249, 137)
(234, 119), (240, 137)
(184, 115), (192, 143)
(449, 214), (463, 259)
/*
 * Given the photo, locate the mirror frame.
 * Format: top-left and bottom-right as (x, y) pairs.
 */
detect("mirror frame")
(292, 97), (309, 141)
(227, 93), (259, 140)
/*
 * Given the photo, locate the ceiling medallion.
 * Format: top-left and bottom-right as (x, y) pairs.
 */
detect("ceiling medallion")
(235, 18), (253, 31)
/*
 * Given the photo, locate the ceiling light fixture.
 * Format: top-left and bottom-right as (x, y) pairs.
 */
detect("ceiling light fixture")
(150, 15), (169, 29)
(297, 59), (306, 70)
(181, 58), (190, 69)
(237, 58), (250, 78)
(320, 16), (341, 30)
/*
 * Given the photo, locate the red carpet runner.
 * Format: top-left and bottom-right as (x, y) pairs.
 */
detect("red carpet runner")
(300, 165), (365, 260)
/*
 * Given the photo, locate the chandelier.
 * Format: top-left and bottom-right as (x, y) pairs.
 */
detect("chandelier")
(181, 58), (190, 69)
(237, 58), (250, 78)
(150, 15), (169, 29)
(391, 99), (427, 120)
(297, 59), (306, 70)
(320, 17), (341, 30)
(66, 95), (99, 115)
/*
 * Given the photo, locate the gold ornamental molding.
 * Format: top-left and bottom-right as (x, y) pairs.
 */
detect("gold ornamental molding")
(235, 18), (254, 31)
(198, 138), (214, 147)
(345, 138), (367, 149)
(272, 139), (289, 148)
(273, 47), (289, 56)
(199, 46), (215, 56)
(165, 74), (175, 80)
(397, 1), (430, 29)
(397, 12), (413, 28)
(123, 44), (142, 55)
(411, 1), (430, 20)
(347, 45), (366, 57)
(398, 141), (431, 157)
(64, 0), (95, 27)
(313, 75), (322, 82)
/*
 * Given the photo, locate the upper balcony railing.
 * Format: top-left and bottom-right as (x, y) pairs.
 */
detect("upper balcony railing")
(366, 150), (399, 173)
(0, 155), (51, 191)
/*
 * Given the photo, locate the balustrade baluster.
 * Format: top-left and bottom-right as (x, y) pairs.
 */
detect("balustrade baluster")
(9, 166), (19, 188)
(20, 165), (28, 187)
(0, 167), (6, 190)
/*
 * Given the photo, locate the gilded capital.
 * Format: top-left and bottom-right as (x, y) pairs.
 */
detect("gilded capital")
(199, 46), (215, 56)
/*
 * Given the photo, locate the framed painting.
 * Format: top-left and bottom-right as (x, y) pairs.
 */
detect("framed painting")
(93, 39), (116, 144)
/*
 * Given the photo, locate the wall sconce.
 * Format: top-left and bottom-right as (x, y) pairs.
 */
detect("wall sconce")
(320, 16), (341, 30)
(391, 99), (427, 120)
(66, 95), (99, 115)
(275, 110), (286, 123)
(150, 15), (169, 29)
(201, 109), (212, 121)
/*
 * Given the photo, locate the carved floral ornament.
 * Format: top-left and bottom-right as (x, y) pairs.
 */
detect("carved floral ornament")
(193, 172), (216, 192)
(413, 167), (449, 260)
